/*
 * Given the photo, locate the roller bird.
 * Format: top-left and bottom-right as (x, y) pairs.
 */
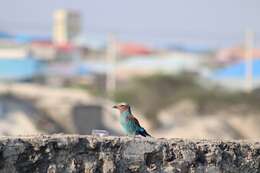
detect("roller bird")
(113, 102), (151, 137)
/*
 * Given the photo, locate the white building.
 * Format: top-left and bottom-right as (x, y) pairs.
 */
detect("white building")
(53, 9), (81, 44)
(116, 52), (206, 79)
(0, 42), (29, 59)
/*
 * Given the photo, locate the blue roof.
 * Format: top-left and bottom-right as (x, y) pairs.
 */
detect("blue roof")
(0, 58), (44, 80)
(213, 59), (260, 79)
(0, 31), (13, 39)
(0, 32), (51, 44)
(14, 34), (50, 43)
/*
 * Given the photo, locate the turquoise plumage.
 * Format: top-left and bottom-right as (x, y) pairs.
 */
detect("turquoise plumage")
(113, 103), (151, 137)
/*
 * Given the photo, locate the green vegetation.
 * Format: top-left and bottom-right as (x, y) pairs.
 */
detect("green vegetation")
(114, 74), (260, 126)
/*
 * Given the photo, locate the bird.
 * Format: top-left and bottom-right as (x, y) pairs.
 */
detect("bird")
(113, 102), (151, 137)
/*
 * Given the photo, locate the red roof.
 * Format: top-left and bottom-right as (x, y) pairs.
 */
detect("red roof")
(31, 40), (54, 48)
(55, 43), (75, 52)
(118, 42), (152, 56)
(31, 40), (75, 53)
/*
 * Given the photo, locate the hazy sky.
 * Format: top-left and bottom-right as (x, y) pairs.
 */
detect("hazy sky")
(0, 0), (259, 46)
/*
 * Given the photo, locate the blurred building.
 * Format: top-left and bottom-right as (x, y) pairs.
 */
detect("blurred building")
(0, 45), (28, 59)
(29, 40), (76, 60)
(118, 42), (153, 57)
(0, 57), (44, 81)
(29, 41), (56, 60)
(216, 47), (260, 63)
(0, 41), (29, 59)
(116, 52), (206, 79)
(53, 9), (81, 44)
(209, 59), (260, 90)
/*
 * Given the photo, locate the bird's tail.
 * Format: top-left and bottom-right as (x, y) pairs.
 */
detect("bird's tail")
(138, 128), (152, 137)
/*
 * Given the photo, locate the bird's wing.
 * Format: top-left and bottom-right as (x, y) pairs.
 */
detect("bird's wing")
(128, 115), (151, 137)
(127, 115), (141, 127)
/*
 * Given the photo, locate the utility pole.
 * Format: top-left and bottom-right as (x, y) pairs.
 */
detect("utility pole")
(244, 30), (254, 93)
(106, 34), (117, 99)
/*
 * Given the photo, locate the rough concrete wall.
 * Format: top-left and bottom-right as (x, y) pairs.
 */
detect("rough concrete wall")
(0, 135), (259, 173)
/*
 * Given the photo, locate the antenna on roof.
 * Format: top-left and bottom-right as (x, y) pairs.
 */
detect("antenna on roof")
(106, 33), (117, 100)
(244, 29), (254, 93)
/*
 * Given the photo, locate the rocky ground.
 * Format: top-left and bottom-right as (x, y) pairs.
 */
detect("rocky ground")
(0, 135), (259, 173)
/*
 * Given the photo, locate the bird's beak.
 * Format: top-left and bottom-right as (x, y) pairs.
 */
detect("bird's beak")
(112, 105), (118, 109)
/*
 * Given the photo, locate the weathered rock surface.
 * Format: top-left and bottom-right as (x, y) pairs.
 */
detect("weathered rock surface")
(0, 135), (259, 173)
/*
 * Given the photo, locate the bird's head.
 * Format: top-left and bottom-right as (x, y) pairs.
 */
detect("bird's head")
(113, 102), (131, 113)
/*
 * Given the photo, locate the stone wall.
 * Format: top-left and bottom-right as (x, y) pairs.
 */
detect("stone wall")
(0, 135), (259, 173)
